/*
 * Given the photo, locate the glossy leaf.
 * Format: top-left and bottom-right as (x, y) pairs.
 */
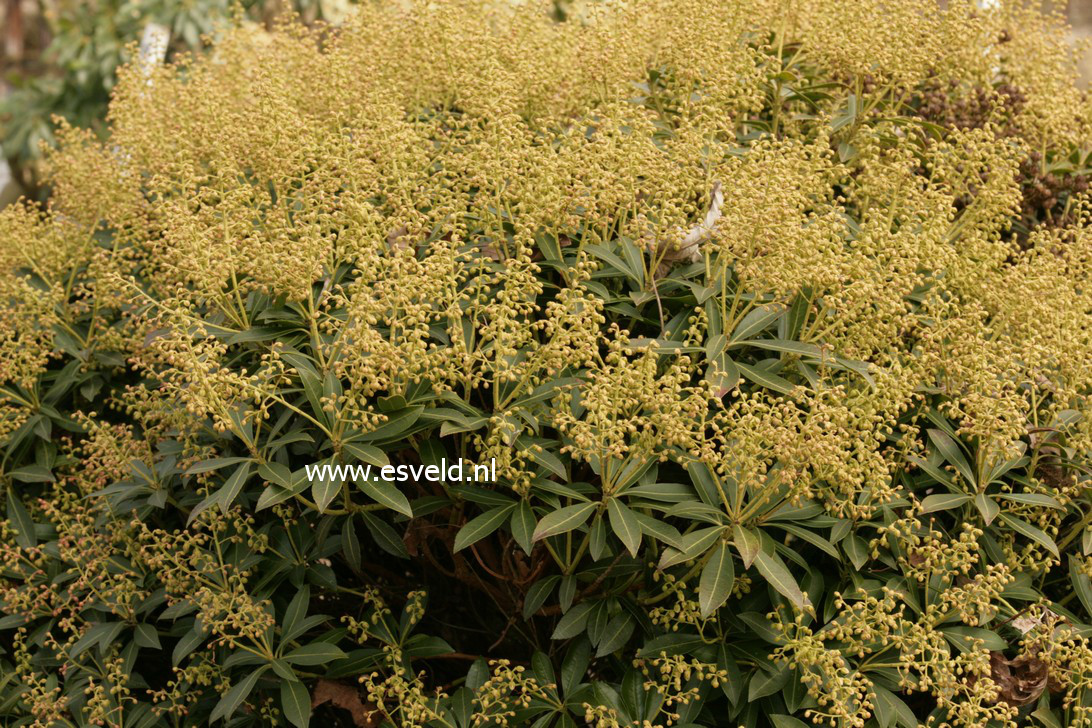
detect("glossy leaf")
(698, 542), (735, 617)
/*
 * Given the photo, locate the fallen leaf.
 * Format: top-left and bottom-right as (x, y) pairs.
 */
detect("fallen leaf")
(652, 181), (722, 278)
(311, 679), (378, 727)
(987, 650), (1051, 707)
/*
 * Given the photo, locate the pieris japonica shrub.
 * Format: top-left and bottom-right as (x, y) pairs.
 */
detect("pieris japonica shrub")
(4, 1), (1092, 726)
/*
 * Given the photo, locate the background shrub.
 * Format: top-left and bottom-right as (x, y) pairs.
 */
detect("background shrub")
(4, 1), (1092, 726)
(0, 0), (359, 196)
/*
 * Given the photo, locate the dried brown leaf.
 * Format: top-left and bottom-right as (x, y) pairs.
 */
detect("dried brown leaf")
(311, 679), (378, 727)
(988, 650), (1049, 707)
(652, 181), (722, 278)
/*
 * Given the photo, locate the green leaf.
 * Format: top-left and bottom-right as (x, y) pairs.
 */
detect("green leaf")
(587, 243), (641, 286)
(927, 429), (976, 486)
(356, 478), (413, 518)
(595, 613), (635, 657)
(772, 522), (840, 560)
(732, 525), (760, 568)
(623, 481), (693, 501)
(842, 535), (868, 571)
(404, 634), (454, 659)
(281, 680), (311, 728)
(637, 633), (708, 658)
(227, 407), (256, 450)
(534, 231), (563, 263)
(561, 637), (591, 694)
(185, 456), (254, 475)
(632, 511), (683, 549)
(510, 501), (536, 555)
(531, 651), (556, 687)
(589, 514), (607, 561)
(218, 460), (252, 511)
(284, 643), (348, 666)
(311, 474), (340, 514)
(210, 666), (267, 722)
(456, 484), (519, 507)
(705, 334), (728, 359)
(619, 237), (646, 288)
(698, 542), (735, 618)
(659, 526), (724, 569)
(919, 493), (971, 513)
(377, 394), (407, 412)
(736, 361), (797, 396)
(134, 623), (161, 649)
(173, 623), (206, 665)
(705, 353), (740, 394)
(997, 493), (1063, 509)
(831, 93), (858, 131)
(440, 416), (489, 437)
(342, 517), (361, 570)
(784, 291), (811, 339)
(940, 626), (1007, 652)
(872, 684), (896, 728)
(522, 576), (559, 619)
(872, 685), (917, 728)
(1070, 558), (1092, 619)
(1033, 704), (1064, 728)
(533, 502), (597, 542)
(613, 456), (654, 493)
(907, 454), (956, 488)
(342, 442), (389, 467)
(281, 586), (310, 642)
(454, 504), (516, 552)
(465, 658), (489, 690)
(754, 549), (806, 609)
(527, 445), (567, 480)
(271, 659), (297, 682)
(607, 499), (642, 557)
(71, 622), (124, 658)
(985, 452), (1028, 484)
(975, 493), (999, 525)
(360, 511), (409, 558)
(748, 664), (790, 700)
(256, 485), (296, 511)
(551, 602), (592, 639)
(259, 462), (295, 490)
(686, 461), (721, 507)
(730, 305), (784, 343)
(559, 576), (576, 615)
(8, 464), (54, 483)
(998, 513), (1059, 557)
(226, 326), (285, 345)
(745, 339), (824, 358)
(186, 492), (219, 525)
(7, 489), (35, 548)
(360, 405), (425, 442)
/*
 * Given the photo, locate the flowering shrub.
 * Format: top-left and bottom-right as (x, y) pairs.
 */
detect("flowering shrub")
(1, 0), (363, 194)
(4, 0), (1092, 725)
